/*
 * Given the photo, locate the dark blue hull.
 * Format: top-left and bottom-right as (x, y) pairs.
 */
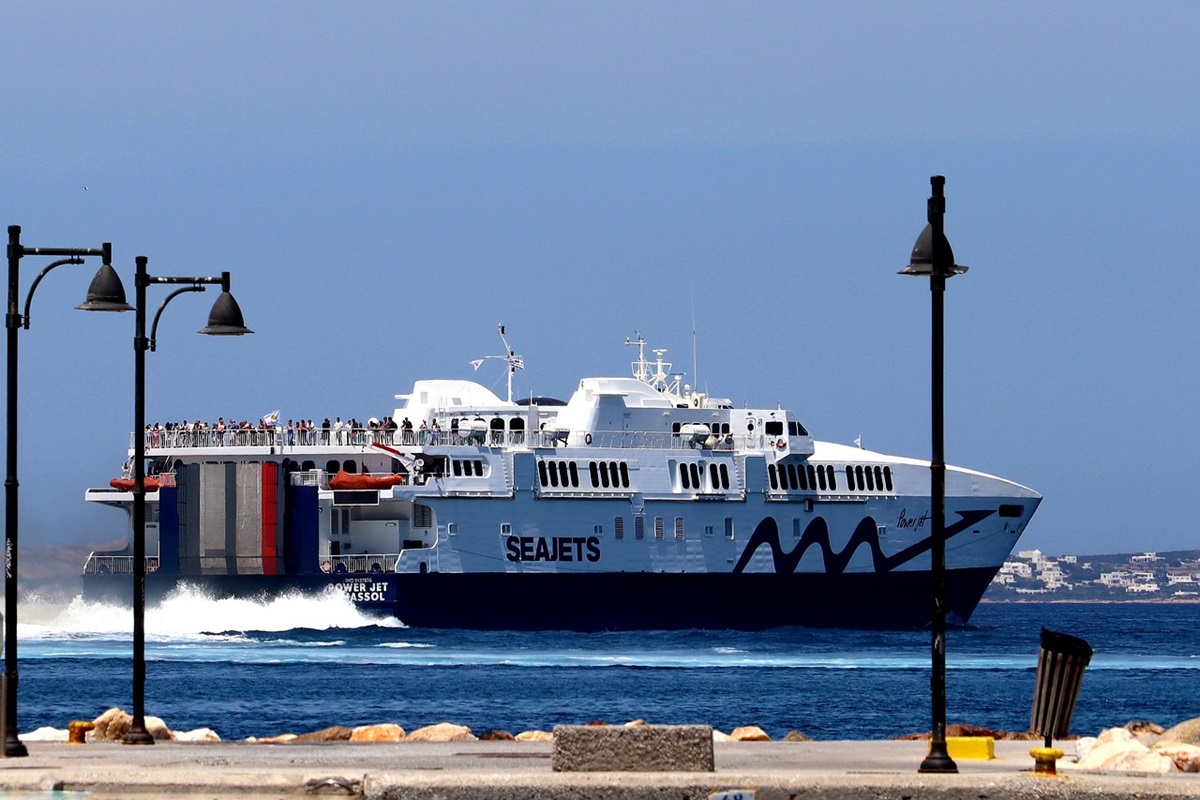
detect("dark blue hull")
(81, 568), (998, 631)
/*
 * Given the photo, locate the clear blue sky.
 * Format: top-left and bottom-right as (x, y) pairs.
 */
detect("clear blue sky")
(2, 1), (1198, 557)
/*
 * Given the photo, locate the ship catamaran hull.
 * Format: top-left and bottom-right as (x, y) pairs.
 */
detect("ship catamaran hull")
(82, 567), (1001, 631)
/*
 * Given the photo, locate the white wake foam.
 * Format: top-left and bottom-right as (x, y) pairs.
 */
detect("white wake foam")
(17, 584), (403, 640)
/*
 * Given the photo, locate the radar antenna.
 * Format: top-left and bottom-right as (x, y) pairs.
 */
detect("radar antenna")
(626, 332), (679, 396)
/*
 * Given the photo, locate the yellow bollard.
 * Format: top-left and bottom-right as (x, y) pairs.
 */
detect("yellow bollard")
(1030, 746), (1063, 776)
(68, 720), (95, 744)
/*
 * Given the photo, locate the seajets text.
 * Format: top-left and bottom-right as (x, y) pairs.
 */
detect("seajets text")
(506, 536), (601, 563)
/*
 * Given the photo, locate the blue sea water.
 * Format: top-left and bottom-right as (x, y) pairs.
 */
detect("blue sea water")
(13, 589), (1200, 741)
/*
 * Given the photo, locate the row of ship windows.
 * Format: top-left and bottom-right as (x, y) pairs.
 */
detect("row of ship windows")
(451, 459), (486, 477)
(494, 516), (739, 541)
(768, 463), (894, 493)
(495, 515), (866, 541)
(538, 459), (632, 489)
(677, 461), (732, 491)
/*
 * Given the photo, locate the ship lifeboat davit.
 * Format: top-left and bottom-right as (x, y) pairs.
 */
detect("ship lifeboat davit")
(109, 477), (161, 491)
(328, 471), (408, 489)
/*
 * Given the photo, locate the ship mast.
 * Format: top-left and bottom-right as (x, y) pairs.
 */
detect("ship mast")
(626, 332), (679, 397)
(473, 323), (523, 403)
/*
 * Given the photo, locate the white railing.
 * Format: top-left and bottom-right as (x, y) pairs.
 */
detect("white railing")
(321, 553), (400, 574)
(134, 423), (775, 453)
(83, 555), (160, 575)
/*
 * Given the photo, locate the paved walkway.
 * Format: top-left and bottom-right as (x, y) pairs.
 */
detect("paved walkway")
(0, 739), (1197, 799)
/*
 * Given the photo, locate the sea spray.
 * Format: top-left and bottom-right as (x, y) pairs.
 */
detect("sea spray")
(18, 583), (403, 641)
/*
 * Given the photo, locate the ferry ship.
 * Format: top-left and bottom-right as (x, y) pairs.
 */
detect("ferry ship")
(82, 332), (1041, 630)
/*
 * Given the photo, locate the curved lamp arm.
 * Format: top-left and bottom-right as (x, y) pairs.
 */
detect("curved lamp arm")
(149, 285), (205, 352)
(22, 257), (83, 329)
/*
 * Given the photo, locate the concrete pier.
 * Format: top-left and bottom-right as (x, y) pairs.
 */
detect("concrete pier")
(0, 739), (1197, 799)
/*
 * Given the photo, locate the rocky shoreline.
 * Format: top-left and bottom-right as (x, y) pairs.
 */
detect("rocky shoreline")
(22, 708), (808, 746)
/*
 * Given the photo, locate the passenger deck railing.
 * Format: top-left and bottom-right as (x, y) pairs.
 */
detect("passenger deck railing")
(136, 426), (775, 453)
(321, 553), (400, 574)
(84, 555), (160, 575)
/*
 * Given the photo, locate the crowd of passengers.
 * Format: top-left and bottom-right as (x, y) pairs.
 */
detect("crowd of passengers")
(143, 415), (434, 447)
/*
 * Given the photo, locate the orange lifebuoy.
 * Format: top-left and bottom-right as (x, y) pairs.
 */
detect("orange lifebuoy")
(775, 438), (786, 450)
(584, 433), (592, 445)
(320, 560), (332, 573)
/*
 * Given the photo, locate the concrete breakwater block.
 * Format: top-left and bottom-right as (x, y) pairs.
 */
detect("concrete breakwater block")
(552, 724), (714, 772)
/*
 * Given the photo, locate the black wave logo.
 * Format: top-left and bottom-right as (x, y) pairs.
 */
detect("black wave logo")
(731, 509), (996, 575)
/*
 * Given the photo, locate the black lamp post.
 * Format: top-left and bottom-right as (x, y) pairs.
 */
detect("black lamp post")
(79, 255), (251, 744)
(900, 176), (968, 774)
(4, 225), (131, 757)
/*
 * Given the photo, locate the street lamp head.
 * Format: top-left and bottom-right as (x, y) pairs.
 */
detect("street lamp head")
(75, 263), (135, 312)
(197, 290), (253, 336)
(898, 223), (968, 278)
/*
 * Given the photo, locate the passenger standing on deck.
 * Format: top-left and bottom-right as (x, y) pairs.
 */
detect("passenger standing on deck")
(322, 417), (331, 445)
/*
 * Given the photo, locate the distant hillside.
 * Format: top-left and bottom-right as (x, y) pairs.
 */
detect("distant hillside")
(985, 548), (1200, 601)
(16, 540), (124, 597)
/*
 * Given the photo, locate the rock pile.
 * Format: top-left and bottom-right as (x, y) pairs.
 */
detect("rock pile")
(25, 712), (810, 745)
(1073, 718), (1200, 773)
